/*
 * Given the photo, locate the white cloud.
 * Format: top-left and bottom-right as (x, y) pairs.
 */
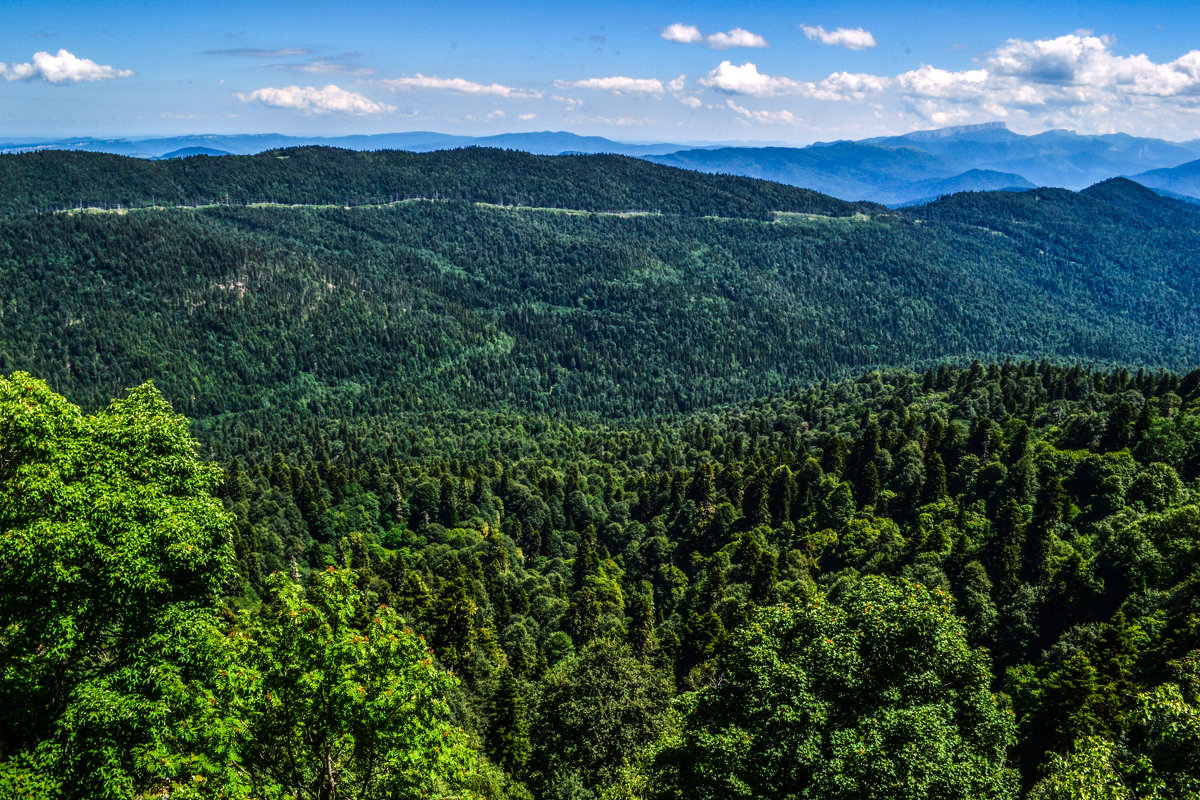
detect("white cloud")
(985, 33), (1200, 97)
(550, 94), (584, 110)
(726, 100), (802, 125)
(0, 49), (133, 83)
(706, 28), (769, 50)
(896, 65), (989, 99)
(883, 34), (1200, 126)
(661, 23), (768, 50)
(810, 71), (891, 101)
(378, 74), (542, 98)
(700, 61), (887, 101)
(882, 33), (1200, 133)
(555, 76), (665, 95)
(661, 23), (703, 44)
(642, 30), (1200, 138)
(801, 25), (877, 51)
(236, 84), (395, 115)
(519, 112), (537, 120)
(700, 61), (801, 97)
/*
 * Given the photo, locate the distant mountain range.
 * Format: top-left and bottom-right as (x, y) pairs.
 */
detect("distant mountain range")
(863, 122), (1200, 187)
(7, 122), (1200, 206)
(0, 131), (709, 159)
(1128, 158), (1200, 203)
(645, 123), (1200, 204)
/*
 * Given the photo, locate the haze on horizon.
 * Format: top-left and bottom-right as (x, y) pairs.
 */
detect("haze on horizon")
(5, 0), (1200, 144)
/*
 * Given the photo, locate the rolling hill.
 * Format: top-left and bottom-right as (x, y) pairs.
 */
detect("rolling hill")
(1130, 157), (1200, 201)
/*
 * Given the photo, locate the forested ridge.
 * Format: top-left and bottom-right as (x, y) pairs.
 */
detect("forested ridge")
(1, 149), (1200, 423)
(4, 149), (1200, 798)
(0, 147), (867, 218)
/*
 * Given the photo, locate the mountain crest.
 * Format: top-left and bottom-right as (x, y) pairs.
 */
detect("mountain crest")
(901, 121), (1009, 140)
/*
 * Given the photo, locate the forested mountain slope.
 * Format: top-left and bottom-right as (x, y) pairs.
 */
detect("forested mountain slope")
(0, 147), (862, 218)
(1, 151), (1199, 425)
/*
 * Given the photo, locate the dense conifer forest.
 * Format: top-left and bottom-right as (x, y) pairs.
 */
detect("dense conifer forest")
(4, 149), (1200, 798)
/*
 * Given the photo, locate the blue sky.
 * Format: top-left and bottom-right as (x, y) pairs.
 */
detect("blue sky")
(4, 0), (1200, 143)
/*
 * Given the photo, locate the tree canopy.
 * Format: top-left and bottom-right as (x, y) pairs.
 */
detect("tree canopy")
(0, 372), (234, 797)
(667, 576), (1017, 800)
(0, 374), (509, 799)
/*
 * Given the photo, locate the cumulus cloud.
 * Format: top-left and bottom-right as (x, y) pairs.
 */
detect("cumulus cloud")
(885, 34), (1200, 128)
(896, 65), (989, 99)
(870, 33), (1200, 133)
(554, 76), (666, 95)
(661, 23), (703, 44)
(670, 30), (1200, 136)
(812, 71), (891, 100)
(236, 84), (395, 115)
(661, 23), (768, 50)
(700, 61), (887, 101)
(700, 61), (800, 96)
(0, 49), (133, 83)
(801, 25), (877, 51)
(705, 28), (769, 50)
(378, 74), (541, 98)
(985, 33), (1200, 96)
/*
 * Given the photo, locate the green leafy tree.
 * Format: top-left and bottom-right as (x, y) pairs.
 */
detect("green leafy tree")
(1026, 737), (1132, 800)
(0, 372), (235, 798)
(1027, 679), (1200, 800)
(667, 576), (1017, 800)
(529, 638), (673, 799)
(226, 567), (496, 800)
(1126, 673), (1200, 798)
